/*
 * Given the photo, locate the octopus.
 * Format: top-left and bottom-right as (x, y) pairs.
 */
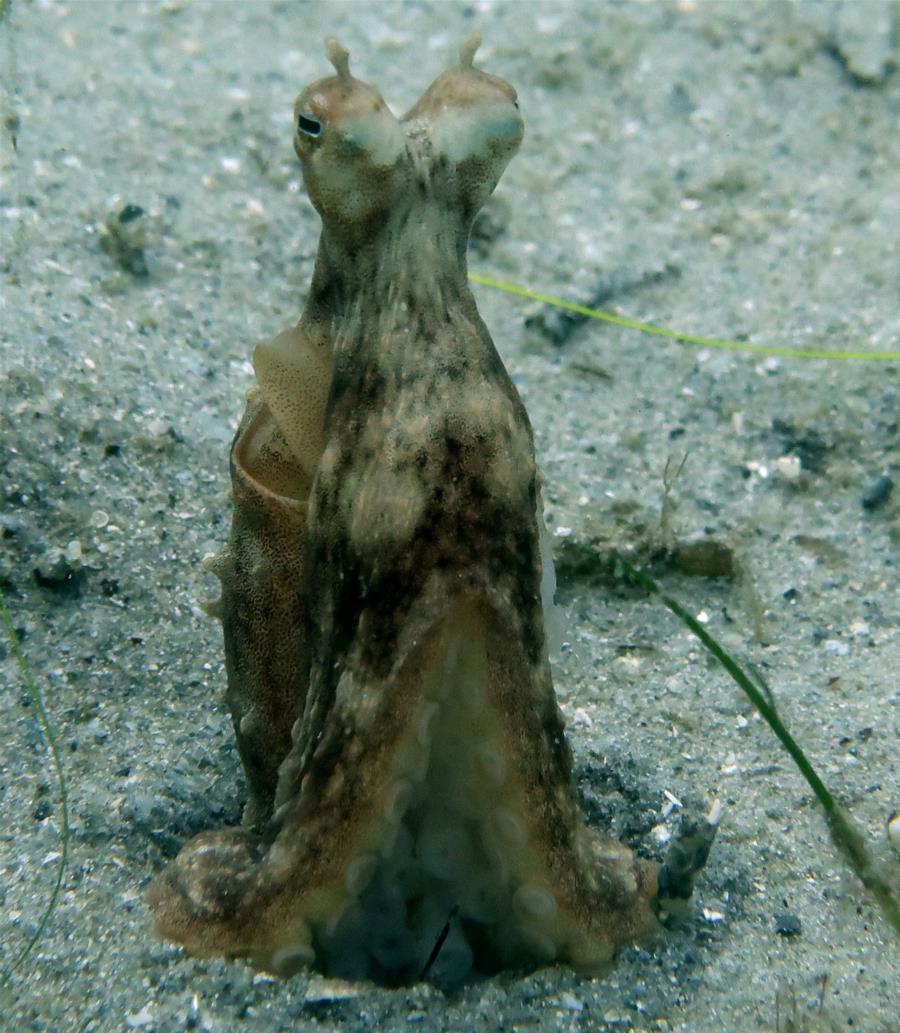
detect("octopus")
(149, 36), (717, 986)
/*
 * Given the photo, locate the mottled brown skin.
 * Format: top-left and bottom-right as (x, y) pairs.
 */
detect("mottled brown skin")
(149, 38), (662, 982)
(205, 392), (310, 824)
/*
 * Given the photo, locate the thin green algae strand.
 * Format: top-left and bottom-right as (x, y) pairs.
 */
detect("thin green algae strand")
(0, 582), (70, 986)
(470, 272), (900, 362)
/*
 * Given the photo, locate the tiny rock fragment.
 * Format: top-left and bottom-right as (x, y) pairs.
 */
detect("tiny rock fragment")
(125, 1006), (155, 1029)
(861, 474), (893, 512)
(559, 992), (583, 1012)
(774, 455), (801, 480)
(702, 906), (726, 924)
(887, 812), (900, 855)
(34, 540), (84, 589)
(774, 912), (802, 937)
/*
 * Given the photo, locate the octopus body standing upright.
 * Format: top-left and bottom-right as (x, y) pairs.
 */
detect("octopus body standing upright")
(150, 37), (715, 985)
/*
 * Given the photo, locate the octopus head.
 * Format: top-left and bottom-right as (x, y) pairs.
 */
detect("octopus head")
(293, 38), (408, 227)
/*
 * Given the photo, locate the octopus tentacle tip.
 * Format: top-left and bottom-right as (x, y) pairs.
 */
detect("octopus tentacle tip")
(325, 37), (351, 79)
(459, 33), (481, 69)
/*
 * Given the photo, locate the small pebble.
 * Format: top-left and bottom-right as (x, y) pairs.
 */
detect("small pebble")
(887, 813), (900, 854)
(861, 475), (893, 512)
(774, 455), (801, 480)
(34, 540), (84, 587)
(774, 912), (802, 937)
(304, 976), (363, 1004)
(560, 992), (583, 1012)
(125, 1006), (154, 1028)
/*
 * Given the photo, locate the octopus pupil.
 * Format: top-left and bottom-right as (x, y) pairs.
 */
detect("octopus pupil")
(298, 114), (322, 138)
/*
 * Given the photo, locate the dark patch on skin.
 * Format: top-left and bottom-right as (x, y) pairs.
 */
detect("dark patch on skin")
(304, 286), (546, 698)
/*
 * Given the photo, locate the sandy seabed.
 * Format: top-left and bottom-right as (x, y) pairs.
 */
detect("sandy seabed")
(1, 2), (897, 1031)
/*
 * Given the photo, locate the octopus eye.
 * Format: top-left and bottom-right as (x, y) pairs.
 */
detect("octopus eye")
(298, 114), (322, 138)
